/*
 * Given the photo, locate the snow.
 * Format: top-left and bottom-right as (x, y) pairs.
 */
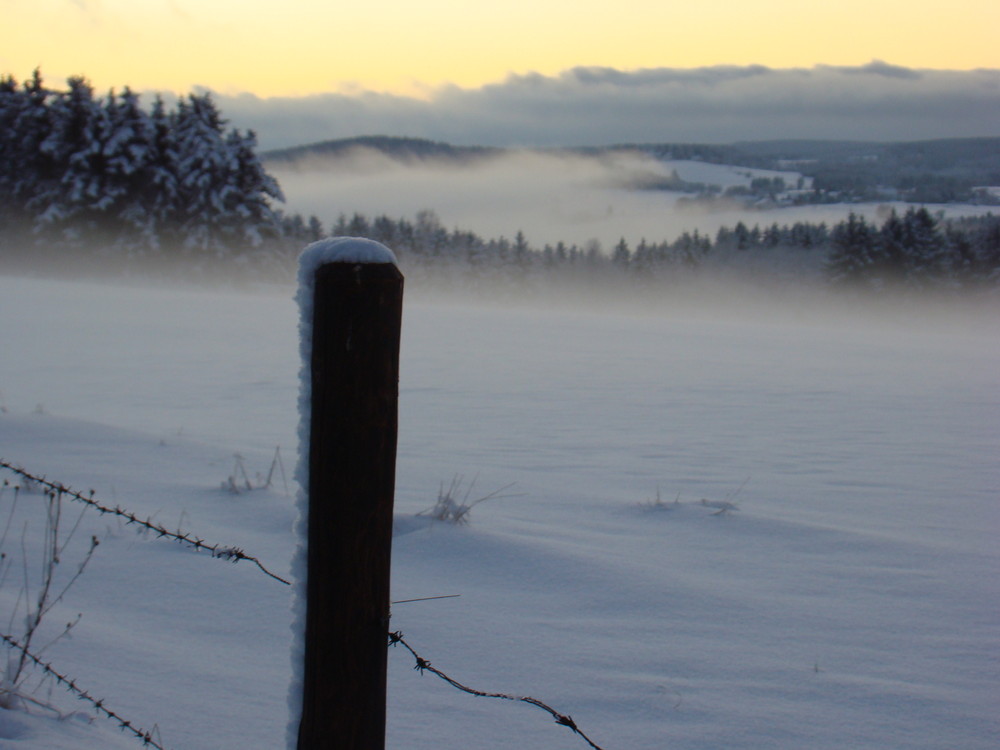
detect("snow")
(0, 273), (998, 750)
(658, 159), (806, 189)
(299, 237), (399, 273)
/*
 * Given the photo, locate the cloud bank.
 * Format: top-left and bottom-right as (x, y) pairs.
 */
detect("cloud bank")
(197, 62), (1000, 150)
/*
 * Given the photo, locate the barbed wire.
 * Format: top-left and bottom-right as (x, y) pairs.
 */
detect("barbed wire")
(0, 459), (290, 585)
(0, 631), (169, 749)
(2, 460), (610, 748)
(388, 630), (607, 750)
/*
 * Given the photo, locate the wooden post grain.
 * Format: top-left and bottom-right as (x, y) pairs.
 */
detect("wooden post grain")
(298, 260), (404, 750)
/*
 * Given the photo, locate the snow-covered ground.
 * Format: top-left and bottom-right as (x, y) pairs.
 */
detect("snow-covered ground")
(658, 158), (807, 190)
(0, 273), (998, 749)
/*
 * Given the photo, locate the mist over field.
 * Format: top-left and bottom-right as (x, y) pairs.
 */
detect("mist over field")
(268, 146), (993, 254)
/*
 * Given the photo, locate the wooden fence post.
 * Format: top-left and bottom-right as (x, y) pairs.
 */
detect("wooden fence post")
(297, 243), (404, 750)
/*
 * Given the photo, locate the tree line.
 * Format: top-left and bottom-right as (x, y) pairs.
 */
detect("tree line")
(825, 209), (999, 290)
(2, 71), (997, 293)
(329, 208), (1000, 292)
(0, 70), (286, 259)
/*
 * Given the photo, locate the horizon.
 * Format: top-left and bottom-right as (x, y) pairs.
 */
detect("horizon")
(4, 2), (999, 149)
(258, 132), (1000, 154)
(8, 62), (999, 151)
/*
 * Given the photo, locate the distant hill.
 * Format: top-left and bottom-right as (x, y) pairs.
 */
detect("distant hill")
(656, 137), (1000, 202)
(729, 137), (1000, 182)
(262, 135), (500, 166)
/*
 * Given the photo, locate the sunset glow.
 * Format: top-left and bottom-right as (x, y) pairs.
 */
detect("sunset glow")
(4, 0), (998, 97)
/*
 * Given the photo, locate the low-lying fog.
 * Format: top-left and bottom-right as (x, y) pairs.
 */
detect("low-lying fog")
(268, 148), (989, 250)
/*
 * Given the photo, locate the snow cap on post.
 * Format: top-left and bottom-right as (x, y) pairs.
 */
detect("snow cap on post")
(295, 236), (400, 376)
(299, 236), (398, 275)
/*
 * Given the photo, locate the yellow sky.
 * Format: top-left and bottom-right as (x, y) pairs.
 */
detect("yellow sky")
(4, 0), (998, 97)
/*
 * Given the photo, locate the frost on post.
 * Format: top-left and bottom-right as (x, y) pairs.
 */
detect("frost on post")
(289, 237), (402, 750)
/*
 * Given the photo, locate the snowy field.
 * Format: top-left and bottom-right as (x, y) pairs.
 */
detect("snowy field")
(0, 272), (998, 749)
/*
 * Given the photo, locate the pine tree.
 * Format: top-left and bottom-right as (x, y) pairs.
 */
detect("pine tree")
(976, 215), (1000, 284)
(414, 209), (446, 259)
(221, 127), (284, 247)
(632, 238), (653, 277)
(347, 212), (370, 237)
(137, 95), (182, 251)
(371, 215), (395, 246)
(171, 92), (234, 255)
(0, 71), (53, 238)
(733, 221), (751, 250)
(307, 215), (324, 242)
(0, 74), (26, 230)
(762, 223), (781, 247)
(900, 207), (945, 287)
(31, 76), (105, 244)
(877, 210), (908, 284)
(944, 224), (977, 286)
(99, 87), (157, 253)
(612, 237), (631, 270)
(714, 225), (733, 250)
(826, 213), (878, 287)
(555, 241), (568, 264)
(512, 230), (531, 278)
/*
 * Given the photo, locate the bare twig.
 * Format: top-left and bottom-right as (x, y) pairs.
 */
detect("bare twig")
(418, 474), (521, 525)
(700, 476), (750, 516)
(1, 483), (98, 699)
(262, 446), (289, 495)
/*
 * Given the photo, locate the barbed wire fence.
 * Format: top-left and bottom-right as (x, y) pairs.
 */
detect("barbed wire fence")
(0, 459), (290, 584)
(0, 460), (609, 750)
(388, 631), (606, 750)
(0, 632), (168, 749)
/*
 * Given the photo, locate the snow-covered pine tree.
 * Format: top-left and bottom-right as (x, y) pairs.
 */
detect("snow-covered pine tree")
(30, 76), (106, 245)
(826, 212), (879, 287)
(138, 95), (183, 252)
(220, 127), (285, 249)
(0, 74), (24, 230)
(944, 223), (978, 287)
(899, 207), (945, 287)
(169, 92), (285, 257)
(973, 215), (1000, 284)
(98, 87), (158, 254)
(170, 92), (234, 256)
(876, 209), (908, 285)
(0, 71), (53, 241)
